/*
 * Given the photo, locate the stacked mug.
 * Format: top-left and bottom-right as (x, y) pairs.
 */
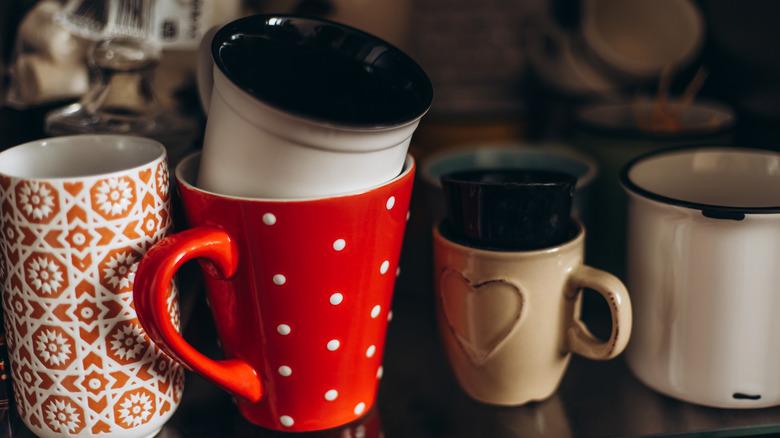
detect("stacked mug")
(133, 15), (432, 433)
(431, 169), (632, 406)
(0, 14), (432, 436)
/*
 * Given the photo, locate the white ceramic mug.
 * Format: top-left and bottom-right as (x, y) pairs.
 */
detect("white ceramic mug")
(623, 146), (780, 408)
(0, 135), (183, 437)
(196, 15), (432, 198)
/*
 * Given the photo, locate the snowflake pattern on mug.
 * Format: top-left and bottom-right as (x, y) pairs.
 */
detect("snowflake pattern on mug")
(33, 326), (75, 370)
(90, 176), (137, 220)
(115, 388), (156, 429)
(15, 181), (59, 224)
(0, 159), (182, 436)
(155, 162), (169, 201)
(43, 395), (85, 435)
(99, 248), (141, 294)
(107, 322), (149, 365)
(24, 253), (69, 298)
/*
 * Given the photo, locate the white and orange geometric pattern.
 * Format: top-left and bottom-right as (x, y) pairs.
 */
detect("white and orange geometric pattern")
(0, 158), (183, 437)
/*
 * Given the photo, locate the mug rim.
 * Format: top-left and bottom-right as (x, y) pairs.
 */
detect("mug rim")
(420, 143), (599, 190)
(211, 14), (433, 130)
(0, 134), (167, 181)
(621, 145), (780, 214)
(440, 169), (576, 188)
(433, 220), (585, 257)
(176, 152), (415, 203)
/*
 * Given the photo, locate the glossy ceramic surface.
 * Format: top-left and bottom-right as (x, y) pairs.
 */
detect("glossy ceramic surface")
(623, 147), (780, 408)
(623, 147), (780, 213)
(196, 15), (431, 199)
(211, 15), (432, 128)
(440, 170), (576, 251)
(0, 136), (182, 437)
(134, 153), (414, 431)
(433, 223), (631, 406)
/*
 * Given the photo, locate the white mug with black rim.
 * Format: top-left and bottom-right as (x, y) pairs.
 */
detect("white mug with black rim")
(622, 146), (780, 408)
(196, 15), (433, 199)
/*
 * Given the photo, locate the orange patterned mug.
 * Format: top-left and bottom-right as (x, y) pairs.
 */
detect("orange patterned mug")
(0, 135), (182, 438)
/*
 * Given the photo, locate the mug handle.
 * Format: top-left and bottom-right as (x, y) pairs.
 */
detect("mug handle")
(133, 227), (263, 402)
(196, 26), (220, 114)
(565, 265), (632, 360)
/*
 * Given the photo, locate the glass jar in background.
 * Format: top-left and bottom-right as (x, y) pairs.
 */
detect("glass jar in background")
(45, 0), (199, 166)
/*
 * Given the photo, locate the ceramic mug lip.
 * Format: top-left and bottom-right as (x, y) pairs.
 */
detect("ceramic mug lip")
(421, 143), (599, 190)
(433, 219), (585, 257)
(211, 14), (433, 131)
(176, 152), (415, 203)
(621, 145), (780, 214)
(0, 134), (167, 181)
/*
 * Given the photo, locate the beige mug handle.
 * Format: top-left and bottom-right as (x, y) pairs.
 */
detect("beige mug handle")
(565, 265), (632, 360)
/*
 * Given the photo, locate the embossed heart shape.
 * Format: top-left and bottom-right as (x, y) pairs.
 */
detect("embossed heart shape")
(439, 269), (525, 365)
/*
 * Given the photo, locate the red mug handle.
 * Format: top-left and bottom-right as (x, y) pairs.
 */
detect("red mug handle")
(133, 227), (263, 402)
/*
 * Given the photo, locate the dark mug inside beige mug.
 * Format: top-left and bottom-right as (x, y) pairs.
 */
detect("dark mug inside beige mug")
(441, 169), (577, 251)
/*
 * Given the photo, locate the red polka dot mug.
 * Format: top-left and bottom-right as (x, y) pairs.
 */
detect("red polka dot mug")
(133, 153), (414, 432)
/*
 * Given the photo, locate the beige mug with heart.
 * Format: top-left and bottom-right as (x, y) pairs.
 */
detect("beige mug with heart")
(433, 221), (632, 405)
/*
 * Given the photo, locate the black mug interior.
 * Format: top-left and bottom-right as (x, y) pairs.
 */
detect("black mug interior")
(212, 15), (433, 128)
(441, 169), (577, 251)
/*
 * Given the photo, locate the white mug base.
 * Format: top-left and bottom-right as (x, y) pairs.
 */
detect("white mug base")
(627, 357), (780, 409)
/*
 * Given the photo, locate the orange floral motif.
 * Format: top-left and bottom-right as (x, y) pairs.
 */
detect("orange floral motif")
(140, 211), (160, 239)
(167, 288), (180, 332)
(80, 370), (109, 396)
(155, 162), (169, 201)
(114, 388), (156, 429)
(90, 176), (136, 220)
(15, 181), (59, 224)
(106, 322), (149, 365)
(152, 356), (170, 377)
(14, 363), (37, 388)
(172, 369), (184, 403)
(3, 160), (180, 435)
(74, 299), (100, 325)
(2, 222), (19, 245)
(65, 225), (93, 251)
(24, 253), (68, 298)
(42, 395), (85, 435)
(33, 326), (76, 370)
(99, 248), (141, 294)
(10, 295), (28, 318)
